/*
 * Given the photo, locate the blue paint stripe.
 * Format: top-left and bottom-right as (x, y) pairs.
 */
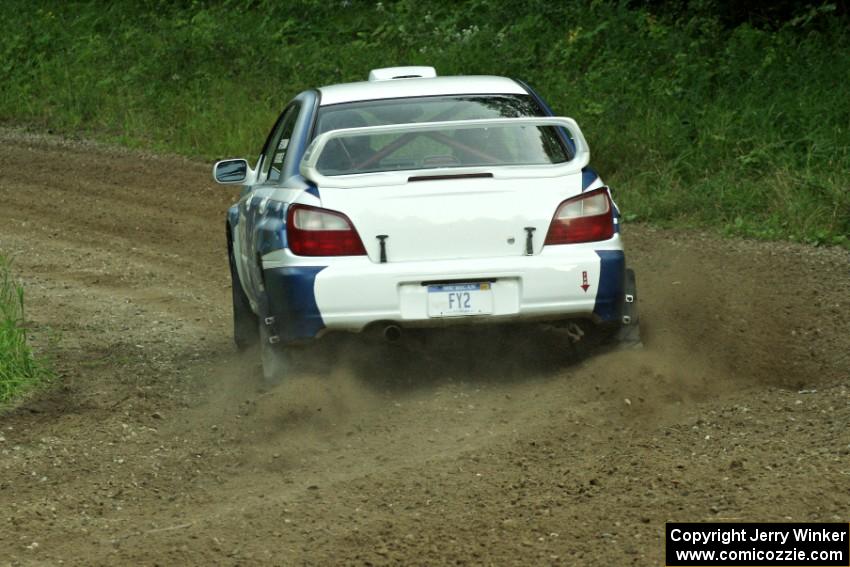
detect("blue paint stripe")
(592, 250), (625, 322)
(613, 202), (621, 233)
(256, 204), (286, 255)
(581, 167), (598, 190)
(227, 205), (240, 228)
(263, 266), (326, 342)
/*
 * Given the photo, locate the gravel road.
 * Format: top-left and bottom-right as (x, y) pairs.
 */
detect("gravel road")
(1, 128), (848, 565)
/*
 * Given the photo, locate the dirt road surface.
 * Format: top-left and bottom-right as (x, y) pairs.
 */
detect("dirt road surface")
(1, 129), (849, 566)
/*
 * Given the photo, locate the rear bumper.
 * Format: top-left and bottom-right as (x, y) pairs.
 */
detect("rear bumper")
(262, 242), (626, 343)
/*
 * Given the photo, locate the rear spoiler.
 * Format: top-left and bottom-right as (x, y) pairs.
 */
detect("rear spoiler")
(299, 116), (591, 189)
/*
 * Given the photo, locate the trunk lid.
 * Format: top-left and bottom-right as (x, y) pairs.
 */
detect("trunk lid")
(315, 173), (584, 263)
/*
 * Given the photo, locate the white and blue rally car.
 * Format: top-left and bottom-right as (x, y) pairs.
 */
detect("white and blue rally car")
(214, 66), (639, 381)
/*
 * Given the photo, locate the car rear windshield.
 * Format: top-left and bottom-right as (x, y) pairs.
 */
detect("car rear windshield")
(312, 94), (571, 176)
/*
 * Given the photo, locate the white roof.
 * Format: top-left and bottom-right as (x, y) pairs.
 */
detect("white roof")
(318, 75), (526, 106)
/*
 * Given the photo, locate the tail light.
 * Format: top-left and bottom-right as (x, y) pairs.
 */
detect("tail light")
(544, 188), (615, 245)
(286, 204), (367, 256)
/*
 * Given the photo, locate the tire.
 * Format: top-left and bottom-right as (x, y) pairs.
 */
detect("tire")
(229, 249), (259, 351)
(259, 319), (289, 385)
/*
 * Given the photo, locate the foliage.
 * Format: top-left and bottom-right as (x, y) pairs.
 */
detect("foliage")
(0, 256), (51, 405)
(1, 0), (847, 245)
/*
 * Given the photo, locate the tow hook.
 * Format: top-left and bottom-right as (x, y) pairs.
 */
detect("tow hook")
(376, 235), (389, 263)
(524, 227), (536, 255)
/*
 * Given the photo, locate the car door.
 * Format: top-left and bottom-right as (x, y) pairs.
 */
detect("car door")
(236, 102), (301, 306)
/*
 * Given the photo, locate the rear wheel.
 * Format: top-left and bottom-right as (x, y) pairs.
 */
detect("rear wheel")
(229, 250), (259, 350)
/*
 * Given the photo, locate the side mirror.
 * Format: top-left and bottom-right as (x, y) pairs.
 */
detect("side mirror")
(213, 159), (250, 184)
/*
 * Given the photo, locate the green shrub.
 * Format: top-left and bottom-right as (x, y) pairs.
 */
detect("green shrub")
(1, 1), (847, 245)
(0, 256), (50, 405)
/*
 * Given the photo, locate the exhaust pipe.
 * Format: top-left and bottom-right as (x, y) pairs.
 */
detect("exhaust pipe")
(382, 324), (402, 342)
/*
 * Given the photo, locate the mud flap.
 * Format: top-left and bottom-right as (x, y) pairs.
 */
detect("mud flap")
(614, 268), (642, 348)
(258, 317), (290, 386)
(229, 247), (259, 351)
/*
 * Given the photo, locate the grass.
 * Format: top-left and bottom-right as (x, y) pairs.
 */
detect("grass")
(0, 1), (847, 246)
(0, 256), (51, 405)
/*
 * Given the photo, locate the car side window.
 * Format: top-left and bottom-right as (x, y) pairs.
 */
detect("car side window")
(261, 103), (300, 184)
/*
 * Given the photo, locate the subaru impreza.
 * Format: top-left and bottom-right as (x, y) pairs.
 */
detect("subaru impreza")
(214, 66), (640, 381)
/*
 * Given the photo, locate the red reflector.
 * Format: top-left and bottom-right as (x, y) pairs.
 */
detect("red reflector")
(286, 204), (367, 256)
(544, 188), (615, 245)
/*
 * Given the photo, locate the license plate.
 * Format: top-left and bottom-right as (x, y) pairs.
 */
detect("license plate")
(427, 283), (493, 317)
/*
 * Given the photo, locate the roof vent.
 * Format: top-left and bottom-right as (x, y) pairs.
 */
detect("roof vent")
(368, 66), (437, 81)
